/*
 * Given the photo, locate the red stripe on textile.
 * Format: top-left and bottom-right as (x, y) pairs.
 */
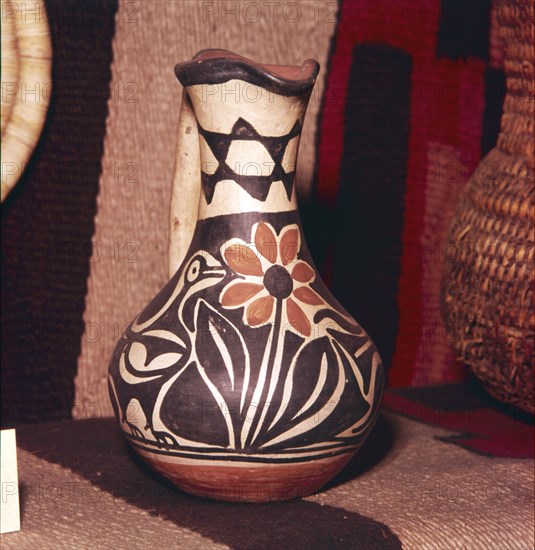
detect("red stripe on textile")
(390, 58), (486, 386)
(380, 0), (442, 386)
(317, 0), (487, 385)
(383, 392), (534, 459)
(317, 0), (442, 204)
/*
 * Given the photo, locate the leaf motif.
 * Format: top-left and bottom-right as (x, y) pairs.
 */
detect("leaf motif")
(327, 328), (376, 396)
(193, 300), (251, 449)
(291, 353), (329, 420)
(119, 351), (161, 385)
(147, 353), (183, 370)
(128, 342), (147, 370)
(143, 330), (186, 349)
(261, 338), (346, 449)
(262, 334), (373, 449)
(334, 347), (383, 438)
(261, 338), (336, 441)
(158, 360), (232, 448)
(129, 342), (182, 371)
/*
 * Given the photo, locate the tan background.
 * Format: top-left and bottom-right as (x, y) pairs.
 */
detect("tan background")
(74, 0), (338, 418)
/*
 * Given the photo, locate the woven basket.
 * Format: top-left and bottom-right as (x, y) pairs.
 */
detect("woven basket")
(442, 0), (534, 414)
(1, 0), (52, 201)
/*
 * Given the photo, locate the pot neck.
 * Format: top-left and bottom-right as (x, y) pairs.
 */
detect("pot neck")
(175, 51), (319, 220)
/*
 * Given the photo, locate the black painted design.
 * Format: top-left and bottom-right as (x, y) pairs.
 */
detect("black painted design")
(108, 211), (383, 463)
(175, 49), (319, 97)
(16, 417), (403, 550)
(264, 265), (293, 299)
(199, 118), (301, 203)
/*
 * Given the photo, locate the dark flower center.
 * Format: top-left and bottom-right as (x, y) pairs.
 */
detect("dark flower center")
(264, 265), (293, 299)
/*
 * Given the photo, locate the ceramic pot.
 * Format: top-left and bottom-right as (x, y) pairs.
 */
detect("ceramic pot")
(108, 50), (384, 502)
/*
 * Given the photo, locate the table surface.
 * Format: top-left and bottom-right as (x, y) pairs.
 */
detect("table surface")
(1, 383), (533, 549)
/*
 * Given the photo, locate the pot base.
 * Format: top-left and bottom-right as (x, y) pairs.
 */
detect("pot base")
(137, 450), (354, 502)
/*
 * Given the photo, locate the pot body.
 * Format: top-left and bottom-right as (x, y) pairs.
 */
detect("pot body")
(108, 50), (384, 501)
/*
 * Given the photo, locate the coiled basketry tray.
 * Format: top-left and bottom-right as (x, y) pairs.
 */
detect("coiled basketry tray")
(1, 0), (52, 201)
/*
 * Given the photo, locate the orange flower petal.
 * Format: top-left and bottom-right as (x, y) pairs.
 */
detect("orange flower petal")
(255, 223), (277, 264)
(286, 298), (311, 337)
(221, 282), (263, 307)
(246, 295), (274, 326)
(280, 227), (300, 265)
(291, 261), (315, 282)
(293, 286), (323, 305)
(224, 243), (263, 276)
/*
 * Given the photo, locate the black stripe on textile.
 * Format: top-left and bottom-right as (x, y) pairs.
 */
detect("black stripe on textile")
(1, 0), (118, 423)
(301, 0), (343, 278)
(481, 67), (506, 156)
(437, 0), (492, 61)
(332, 44), (411, 372)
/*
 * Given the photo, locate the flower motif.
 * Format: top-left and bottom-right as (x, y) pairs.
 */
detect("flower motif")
(219, 222), (324, 337)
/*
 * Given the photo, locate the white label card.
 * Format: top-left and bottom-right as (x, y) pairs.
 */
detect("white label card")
(1, 429), (20, 534)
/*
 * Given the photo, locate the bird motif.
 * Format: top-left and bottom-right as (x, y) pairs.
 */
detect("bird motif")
(108, 251), (226, 448)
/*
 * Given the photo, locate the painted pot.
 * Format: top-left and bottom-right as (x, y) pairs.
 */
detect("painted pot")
(108, 50), (384, 502)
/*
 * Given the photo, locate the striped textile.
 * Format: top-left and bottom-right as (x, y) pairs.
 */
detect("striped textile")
(0, 1), (517, 423)
(307, 0), (503, 387)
